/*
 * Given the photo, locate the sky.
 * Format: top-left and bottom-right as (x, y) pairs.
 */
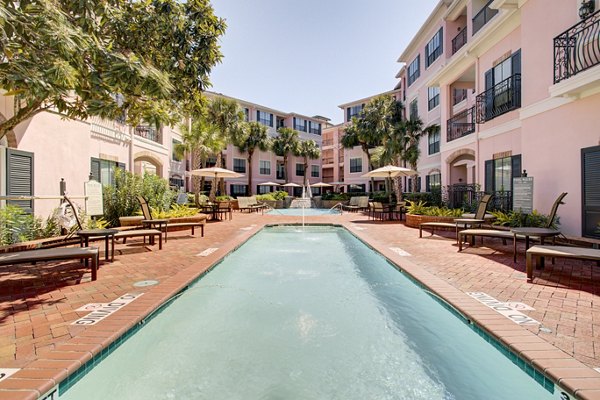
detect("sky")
(209, 0), (439, 125)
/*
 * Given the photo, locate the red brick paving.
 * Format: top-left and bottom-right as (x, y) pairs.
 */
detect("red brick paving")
(0, 212), (599, 399)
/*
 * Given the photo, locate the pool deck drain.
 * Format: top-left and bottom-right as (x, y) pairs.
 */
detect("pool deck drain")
(1, 212), (600, 399)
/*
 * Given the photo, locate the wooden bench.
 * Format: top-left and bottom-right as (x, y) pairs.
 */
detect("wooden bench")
(0, 247), (100, 281)
(526, 245), (600, 281)
(115, 229), (163, 250)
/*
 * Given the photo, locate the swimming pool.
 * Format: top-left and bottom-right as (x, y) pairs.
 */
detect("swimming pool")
(266, 208), (341, 216)
(60, 226), (556, 399)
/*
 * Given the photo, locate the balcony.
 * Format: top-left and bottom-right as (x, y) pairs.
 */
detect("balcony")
(472, 0), (499, 35)
(322, 158), (334, 165)
(452, 27), (467, 54)
(554, 10), (600, 84)
(134, 125), (161, 143)
(475, 74), (521, 123)
(447, 107), (475, 142)
(322, 139), (334, 146)
(453, 88), (468, 105)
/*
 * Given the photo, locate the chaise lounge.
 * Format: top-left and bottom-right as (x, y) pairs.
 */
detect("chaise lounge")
(342, 196), (369, 213)
(137, 196), (206, 241)
(458, 192), (567, 254)
(526, 245), (600, 281)
(237, 196), (267, 213)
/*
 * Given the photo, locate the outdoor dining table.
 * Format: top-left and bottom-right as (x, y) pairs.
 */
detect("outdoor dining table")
(511, 227), (561, 265)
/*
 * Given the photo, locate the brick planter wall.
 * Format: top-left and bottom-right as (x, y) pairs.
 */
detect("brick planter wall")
(405, 214), (457, 229)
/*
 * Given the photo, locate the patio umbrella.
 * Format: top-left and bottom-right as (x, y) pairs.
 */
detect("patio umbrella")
(311, 182), (333, 188)
(190, 167), (244, 179)
(362, 165), (416, 203)
(361, 165), (416, 178)
(281, 182), (301, 187)
(190, 167), (244, 201)
(257, 181), (281, 186)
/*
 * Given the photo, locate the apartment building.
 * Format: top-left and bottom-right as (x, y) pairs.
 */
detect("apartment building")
(204, 92), (330, 197)
(393, 0), (600, 237)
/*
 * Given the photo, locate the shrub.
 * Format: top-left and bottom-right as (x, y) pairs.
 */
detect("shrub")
(103, 169), (177, 226)
(256, 193), (276, 201)
(152, 204), (199, 219)
(490, 210), (559, 228)
(403, 192), (435, 205)
(216, 195), (232, 202)
(321, 192), (350, 201)
(405, 201), (463, 217)
(0, 205), (61, 245)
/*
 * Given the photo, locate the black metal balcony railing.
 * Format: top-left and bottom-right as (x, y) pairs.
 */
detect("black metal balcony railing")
(446, 185), (512, 211)
(453, 88), (468, 105)
(134, 125), (160, 143)
(554, 10), (600, 84)
(452, 27), (468, 54)
(447, 107), (475, 142)
(475, 74), (521, 123)
(472, 0), (499, 35)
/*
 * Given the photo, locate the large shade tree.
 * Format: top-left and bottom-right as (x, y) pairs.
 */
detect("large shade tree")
(293, 140), (321, 189)
(0, 0), (226, 140)
(231, 121), (271, 195)
(272, 127), (299, 183)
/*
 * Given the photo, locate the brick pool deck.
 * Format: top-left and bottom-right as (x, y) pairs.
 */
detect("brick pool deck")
(0, 211), (600, 399)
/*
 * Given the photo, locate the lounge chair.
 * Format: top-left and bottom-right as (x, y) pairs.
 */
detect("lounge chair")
(342, 196), (369, 213)
(419, 194), (493, 240)
(63, 196), (163, 250)
(369, 202), (392, 221)
(526, 245), (600, 281)
(137, 196), (206, 241)
(237, 196), (267, 213)
(0, 247), (100, 281)
(458, 192), (568, 253)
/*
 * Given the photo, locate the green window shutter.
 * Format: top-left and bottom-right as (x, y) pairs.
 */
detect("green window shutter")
(7, 149), (34, 213)
(582, 146), (600, 238)
(90, 158), (101, 183)
(484, 159), (494, 193)
(426, 175), (431, 192)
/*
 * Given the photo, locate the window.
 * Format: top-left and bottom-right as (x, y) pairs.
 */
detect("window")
(350, 158), (362, 173)
(244, 108), (250, 122)
(308, 121), (321, 135)
(582, 146), (600, 238)
(428, 127), (440, 155)
(346, 104), (364, 122)
(276, 117), (285, 128)
(296, 163), (305, 176)
(407, 55), (420, 86)
(410, 99), (418, 120)
(425, 27), (443, 68)
(172, 139), (182, 161)
(426, 173), (441, 192)
(257, 185), (270, 194)
(231, 184), (248, 197)
(427, 87), (440, 110)
(206, 156), (217, 168)
(407, 177), (422, 192)
(90, 157), (125, 186)
(169, 176), (184, 189)
(276, 162), (285, 180)
(482, 50), (521, 122)
(233, 158), (246, 173)
(311, 165), (320, 178)
(453, 88), (468, 105)
(293, 117), (307, 132)
(6, 149), (34, 213)
(257, 110), (273, 127)
(259, 160), (271, 175)
(484, 154), (521, 195)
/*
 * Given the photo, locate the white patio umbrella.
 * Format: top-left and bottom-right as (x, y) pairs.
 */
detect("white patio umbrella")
(361, 165), (416, 178)
(311, 182), (333, 188)
(281, 182), (301, 187)
(257, 181), (281, 186)
(190, 167), (244, 179)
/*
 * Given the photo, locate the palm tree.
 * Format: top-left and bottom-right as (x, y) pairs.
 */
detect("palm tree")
(175, 118), (225, 201)
(231, 121), (271, 195)
(272, 127), (299, 183)
(293, 140), (321, 188)
(204, 97), (245, 199)
(401, 119), (439, 193)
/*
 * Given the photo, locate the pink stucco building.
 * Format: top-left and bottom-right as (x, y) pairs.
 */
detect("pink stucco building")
(333, 0), (600, 238)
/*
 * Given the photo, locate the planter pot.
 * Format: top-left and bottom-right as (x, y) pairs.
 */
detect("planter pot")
(230, 200), (239, 210)
(262, 200), (277, 209)
(405, 214), (456, 229)
(167, 214), (207, 232)
(275, 200), (284, 209)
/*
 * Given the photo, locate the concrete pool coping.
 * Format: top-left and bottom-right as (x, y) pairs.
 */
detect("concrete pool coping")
(0, 220), (599, 399)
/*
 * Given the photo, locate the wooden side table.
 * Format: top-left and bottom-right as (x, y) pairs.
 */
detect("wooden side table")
(142, 219), (169, 242)
(76, 229), (118, 263)
(511, 227), (561, 264)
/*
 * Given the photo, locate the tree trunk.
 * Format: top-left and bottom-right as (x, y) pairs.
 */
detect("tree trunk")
(209, 153), (222, 202)
(247, 152), (254, 195)
(218, 151), (225, 195)
(303, 157), (308, 188)
(283, 155), (288, 183)
(363, 144), (374, 194)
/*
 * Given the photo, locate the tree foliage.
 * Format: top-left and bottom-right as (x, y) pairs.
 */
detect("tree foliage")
(272, 127), (299, 183)
(293, 140), (321, 187)
(0, 0), (226, 139)
(232, 121), (271, 195)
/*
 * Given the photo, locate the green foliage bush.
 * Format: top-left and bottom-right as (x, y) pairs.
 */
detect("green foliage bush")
(490, 210), (559, 228)
(0, 205), (60, 246)
(402, 192), (438, 206)
(321, 192), (350, 201)
(103, 169), (177, 227)
(152, 205), (199, 219)
(257, 191), (291, 201)
(215, 195), (233, 202)
(405, 200), (463, 217)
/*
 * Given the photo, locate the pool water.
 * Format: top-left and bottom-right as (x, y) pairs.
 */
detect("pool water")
(60, 226), (554, 399)
(266, 208), (341, 216)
